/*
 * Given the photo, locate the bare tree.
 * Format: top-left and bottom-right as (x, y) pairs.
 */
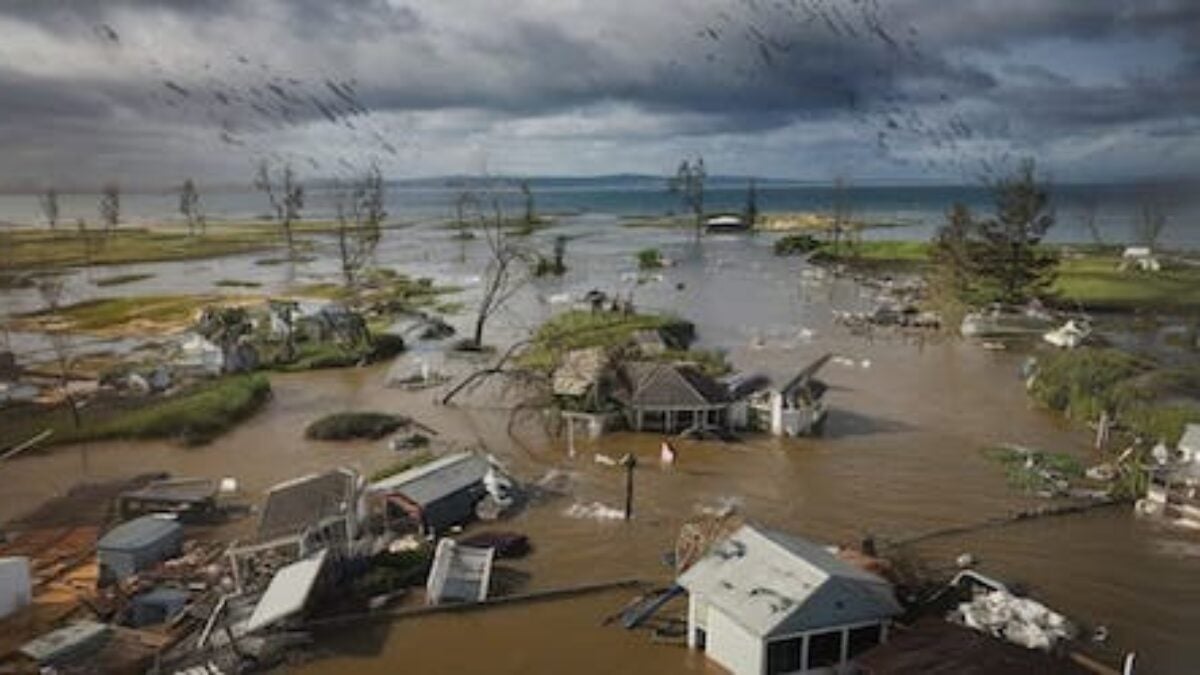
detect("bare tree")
(669, 156), (706, 238)
(99, 183), (120, 231)
(334, 164), (386, 289)
(39, 188), (59, 230)
(36, 277), (82, 430)
(829, 176), (853, 256)
(253, 161), (305, 258)
(520, 180), (535, 225)
(1134, 190), (1169, 250)
(744, 178), (759, 228)
(1079, 197), (1104, 246)
(179, 178), (206, 237)
(75, 218), (104, 274)
(467, 198), (533, 350)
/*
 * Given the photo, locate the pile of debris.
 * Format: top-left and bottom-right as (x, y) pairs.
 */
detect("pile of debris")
(946, 571), (1077, 652)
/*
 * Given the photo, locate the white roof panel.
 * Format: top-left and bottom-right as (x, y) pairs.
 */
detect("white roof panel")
(245, 549), (328, 633)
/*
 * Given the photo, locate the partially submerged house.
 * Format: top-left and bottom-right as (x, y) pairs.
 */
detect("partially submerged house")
(257, 468), (363, 549)
(228, 468), (364, 593)
(678, 524), (902, 675)
(746, 355), (831, 437)
(117, 478), (221, 523)
(1120, 246), (1161, 272)
(1138, 424), (1200, 528)
(617, 362), (733, 434)
(97, 516), (184, 585)
(369, 452), (491, 535)
(425, 538), (494, 605)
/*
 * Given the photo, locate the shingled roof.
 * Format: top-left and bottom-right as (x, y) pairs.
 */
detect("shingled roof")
(618, 361), (730, 408)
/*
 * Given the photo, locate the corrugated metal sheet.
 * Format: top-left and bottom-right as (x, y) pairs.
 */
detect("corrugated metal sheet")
(258, 469), (357, 541)
(370, 452), (489, 507)
(20, 621), (110, 664)
(98, 516), (182, 552)
(678, 524), (901, 638)
(245, 549), (328, 633)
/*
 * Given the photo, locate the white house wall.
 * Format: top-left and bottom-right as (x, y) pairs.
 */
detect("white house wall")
(707, 606), (765, 675)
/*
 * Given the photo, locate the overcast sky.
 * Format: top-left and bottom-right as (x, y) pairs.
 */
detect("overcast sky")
(0, 0), (1197, 189)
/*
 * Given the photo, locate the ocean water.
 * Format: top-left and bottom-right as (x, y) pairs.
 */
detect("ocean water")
(1, 178), (1198, 248)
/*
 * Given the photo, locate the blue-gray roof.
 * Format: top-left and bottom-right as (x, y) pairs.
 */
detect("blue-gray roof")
(98, 516), (181, 552)
(369, 452), (490, 506)
(678, 524), (901, 638)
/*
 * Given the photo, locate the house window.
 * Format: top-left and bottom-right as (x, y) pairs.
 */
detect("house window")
(805, 629), (843, 669)
(766, 636), (803, 675)
(846, 624), (883, 659)
(694, 627), (706, 650)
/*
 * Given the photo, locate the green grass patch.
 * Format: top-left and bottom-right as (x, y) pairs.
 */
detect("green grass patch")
(810, 240), (932, 268)
(271, 333), (406, 373)
(93, 273), (154, 287)
(369, 451), (435, 482)
(1053, 254), (1200, 311)
(305, 412), (410, 441)
(293, 270), (458, 311)
(518, 310), (693, 373)
(0, 374), (272, 449)
(981, 444), (1083, 494)
(0, 227), (287, 270)
(18, 294), (226, 334)
(773, 234), (823, 256)
(1029, 348), (1200, 444)
(637, 248), (664, 270)
(255, 255), (317, 266)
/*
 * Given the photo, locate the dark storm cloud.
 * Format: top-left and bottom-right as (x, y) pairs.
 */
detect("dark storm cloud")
(0, 0), (1196, 184)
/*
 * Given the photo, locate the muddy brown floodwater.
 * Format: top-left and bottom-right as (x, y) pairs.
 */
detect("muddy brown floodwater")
(2, 226), (1198, 674)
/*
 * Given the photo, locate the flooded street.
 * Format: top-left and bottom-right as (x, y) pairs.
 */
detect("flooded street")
(3, 220), (1199, 673)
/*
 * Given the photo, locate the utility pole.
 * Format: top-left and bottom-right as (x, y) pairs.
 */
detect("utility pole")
(621, 453), (637, 521)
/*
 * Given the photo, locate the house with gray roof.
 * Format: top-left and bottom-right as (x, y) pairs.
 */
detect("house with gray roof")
(678, 523), (902, 675)
(616, 361), (733, 434)
(369, 452), (491, 534)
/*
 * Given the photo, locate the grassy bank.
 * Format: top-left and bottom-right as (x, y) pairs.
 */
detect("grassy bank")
(294, 269), (458, 309)
(1028, 348), (1200, 444)
(0, 226), (288, 270)
(1053, 254), (1200, 311)
(0, 374), (272, 450)
(808, 240), (932, 270)
(518, 309), (713, 374)
(808, 240), (1200, 311)
(16, 294), (246, 336)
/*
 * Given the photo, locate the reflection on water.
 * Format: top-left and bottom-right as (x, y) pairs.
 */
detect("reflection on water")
(2, 216), (1198, 673)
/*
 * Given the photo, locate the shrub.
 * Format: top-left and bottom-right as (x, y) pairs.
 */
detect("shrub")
(774, 234), (823, 256)
(305, 412), (409, 440)
(85, 374), (271, 446)
(637, 248), (663, 270)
